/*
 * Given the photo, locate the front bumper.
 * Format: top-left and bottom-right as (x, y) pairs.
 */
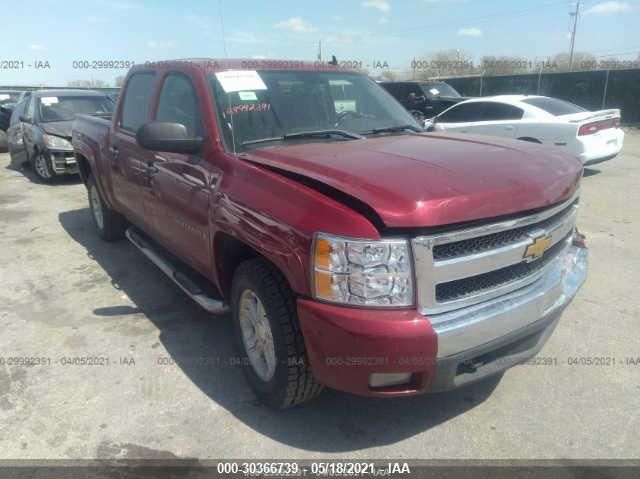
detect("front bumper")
(47, 149), (78, 175)
(297, 244), (587, 397)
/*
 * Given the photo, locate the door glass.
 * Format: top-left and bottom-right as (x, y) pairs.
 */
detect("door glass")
(482, 102), (524, 121)
(120, 73), (156, 133)
(25, 96), (35, 118)
(156, 74), (203, 137)
(438, 103), (484, 122)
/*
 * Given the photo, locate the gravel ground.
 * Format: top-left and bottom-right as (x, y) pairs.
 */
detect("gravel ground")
(0, 131), (638, 460)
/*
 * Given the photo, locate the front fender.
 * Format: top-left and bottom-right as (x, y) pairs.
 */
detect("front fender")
(212, 159), (381, 297)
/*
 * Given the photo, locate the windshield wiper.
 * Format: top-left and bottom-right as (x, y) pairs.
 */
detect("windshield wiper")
(367, 124), (423, 135)
(242, 129), (363, 146)
(283, 129), (364, 140)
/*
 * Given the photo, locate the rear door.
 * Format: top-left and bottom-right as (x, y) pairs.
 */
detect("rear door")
(146, 72), (218, 274)
(110, 72), (157, 230)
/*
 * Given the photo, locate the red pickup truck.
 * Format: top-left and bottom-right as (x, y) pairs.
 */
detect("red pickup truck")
(72, 59), (588, 409)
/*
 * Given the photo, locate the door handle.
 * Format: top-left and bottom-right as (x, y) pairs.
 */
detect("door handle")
(109, 146), (119, 160)
(505, 126), (515, 131)
(181, 172), (206, 188)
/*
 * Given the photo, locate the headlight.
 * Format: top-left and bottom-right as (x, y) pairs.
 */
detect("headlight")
(43, 134), (72, 150)
(312, 233), (414, 307)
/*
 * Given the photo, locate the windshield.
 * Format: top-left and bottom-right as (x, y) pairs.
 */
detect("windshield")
(0, 91), (22, 106)
(420, 83), (461, 98)
(38, 95), (114, 122)
(521, 97), (586, 116)
(208, 70), (421, 151)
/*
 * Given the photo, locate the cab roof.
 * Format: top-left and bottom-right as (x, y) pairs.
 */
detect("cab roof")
(130, 58), (363, 74)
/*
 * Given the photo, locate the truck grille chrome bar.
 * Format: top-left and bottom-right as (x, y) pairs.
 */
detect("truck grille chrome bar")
(412, 192), (579, 315)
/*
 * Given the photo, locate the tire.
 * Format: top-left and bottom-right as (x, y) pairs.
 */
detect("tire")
(87, 174), (127, 241)
(32, 151), (55, 182)
(231, 258), (323, 409)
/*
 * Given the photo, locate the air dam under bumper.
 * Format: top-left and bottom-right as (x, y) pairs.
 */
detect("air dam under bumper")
(297, 244), (587, 397)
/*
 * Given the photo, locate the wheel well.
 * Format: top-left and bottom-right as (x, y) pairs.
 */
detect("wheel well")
(75, 153), (91, 185)
(214, 233), (261, 299)
(517, 137), (542, 144)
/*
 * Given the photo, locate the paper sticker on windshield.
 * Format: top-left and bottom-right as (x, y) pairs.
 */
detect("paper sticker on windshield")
(41, 96), (59, 105)
(215, 70), (267, 93)
(429, 88), (439, 95)
(0, 94), (10, 101)
(238, 91), (258, 101)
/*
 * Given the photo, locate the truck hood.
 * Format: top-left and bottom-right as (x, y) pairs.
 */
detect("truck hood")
(243, 132), (582, 228)
(41, 121), (73, 140)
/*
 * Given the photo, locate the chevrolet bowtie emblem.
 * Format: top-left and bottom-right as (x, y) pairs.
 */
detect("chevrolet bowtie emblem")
(524, 234), (552, 261)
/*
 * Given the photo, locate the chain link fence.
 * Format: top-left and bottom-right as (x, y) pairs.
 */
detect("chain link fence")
(443, 68), (640, 124)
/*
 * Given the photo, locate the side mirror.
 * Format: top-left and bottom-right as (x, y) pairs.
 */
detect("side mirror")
(19, 115), (32, 123)
(424, 118), (436, 131)
(136, 121), (203, 154)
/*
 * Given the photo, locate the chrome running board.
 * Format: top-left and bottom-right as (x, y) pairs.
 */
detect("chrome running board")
(125, 227), (229, 314)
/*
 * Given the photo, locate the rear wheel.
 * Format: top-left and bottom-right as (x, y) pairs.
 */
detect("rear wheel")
(32, 151), (55, 182)
(231, 258), (323, 409)
(87, 174), (127, 241)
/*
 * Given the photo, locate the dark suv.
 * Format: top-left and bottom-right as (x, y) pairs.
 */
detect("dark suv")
(380, 80), (466, 121)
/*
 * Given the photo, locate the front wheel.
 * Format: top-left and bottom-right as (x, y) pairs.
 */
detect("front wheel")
(231, 258), (323, 409)
(32, 151), (55, 182)
(87, 174), (127, 241)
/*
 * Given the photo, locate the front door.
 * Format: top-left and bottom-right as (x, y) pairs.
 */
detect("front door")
(146, 72), (217, 275)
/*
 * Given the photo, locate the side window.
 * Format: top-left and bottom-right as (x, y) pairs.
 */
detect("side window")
(438, 103), (484, 123)
(25, 96), (35, 118)
(407, 84), (423, 97)
(397, 84), (412, 102)
(381, 83), (397, 96)
(119, 72), (156, 133)
(482, 102), (524, 121)
(155, 73), (203, 137)
(10, 100), (27, 126)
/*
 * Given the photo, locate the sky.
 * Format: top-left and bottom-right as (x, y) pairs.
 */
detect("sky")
(1, 0), (639, 86)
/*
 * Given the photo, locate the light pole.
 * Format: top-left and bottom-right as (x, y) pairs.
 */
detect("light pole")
(568, 0), (581, 71)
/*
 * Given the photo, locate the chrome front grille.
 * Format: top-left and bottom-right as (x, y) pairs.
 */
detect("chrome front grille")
(432, 206), (576, 260)
(412, 192), (579, 315)
(435, 233), (571, 302)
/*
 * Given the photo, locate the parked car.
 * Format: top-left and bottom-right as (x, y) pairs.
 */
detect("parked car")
(9, 89), (114, 181)
(73, 59), (587, 409)
(0, 89), (28, 129)
(427, 95), (624, 165)
(379, 80), (467, 121)
(0, 89), (28, 152)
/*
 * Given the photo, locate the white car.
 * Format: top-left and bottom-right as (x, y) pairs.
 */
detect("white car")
(428, 95), (624, 165)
